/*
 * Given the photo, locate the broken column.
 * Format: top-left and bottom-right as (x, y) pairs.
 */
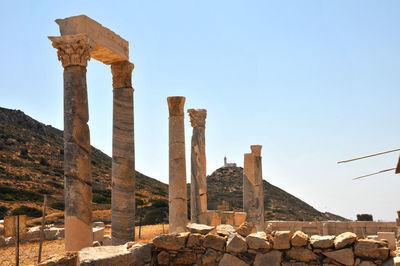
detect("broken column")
(243, 153), (256, 226)
(251, 145), (265, 231)
(49, 34), (93, 251)
(111, 61), (135, 245)
(188, 109), (207, 224)
(167, 97), (187, 233)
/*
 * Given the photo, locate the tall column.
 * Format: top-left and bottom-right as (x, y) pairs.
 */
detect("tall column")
(49, 34), (93, 251)
(243, 153), (256, 225)
(251, 145), (264, 231)
(188, 109), (207, 224)
(167, 97), (187, 233)
(111, 61), (135, 245)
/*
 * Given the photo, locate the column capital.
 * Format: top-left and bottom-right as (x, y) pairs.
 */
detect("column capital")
(111, 61), (134, 89)
(48, 34), (93, 68)
(167, 96), (185, 117)
(251, 145), (262, 157)
(187, 109), (207, 128)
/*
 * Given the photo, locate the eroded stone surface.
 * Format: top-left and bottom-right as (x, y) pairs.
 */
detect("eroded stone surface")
(218, 253), (249, 266)
(310, 235), (335, 249)
(236, 221), (254, 237)
(323, 248), (354, 265)
(217, 224), (235, 237)
(186, 233), (204, 248)
(334, 232), (357, 249)
(354, 239), (389, 260)
(291, 231), (309, 247)
(79, 245), (130, 265)
(226, 233), (247, 253)
(203, 234), (226, 251)
(254, 250), (282, 266)
(186, 223), (214, 235)
(246, 232), (272, 250)
(273, 231), (292, 250)
(153, 233), (187, 250)
(286, 247), (319, 262)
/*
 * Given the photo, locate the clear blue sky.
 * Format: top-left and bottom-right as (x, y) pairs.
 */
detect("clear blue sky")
(1, 1), (399, 221)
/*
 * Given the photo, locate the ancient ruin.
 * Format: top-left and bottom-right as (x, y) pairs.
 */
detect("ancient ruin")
(251, 145), (265, 231)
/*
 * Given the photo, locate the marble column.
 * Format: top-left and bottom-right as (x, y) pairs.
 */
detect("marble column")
(243, 153), (256, 225)
(111, 61), (135, 245)
(167, 97), (187, 233)
(49, 34), (93, 251)
(188, 109), (207, 224)
(251, 145), (264, 231)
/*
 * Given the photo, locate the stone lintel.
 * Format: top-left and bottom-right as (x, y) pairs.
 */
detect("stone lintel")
(55, 15), (129, 65)
(251, 145), (262, 157)
(167, 96), (186, 117)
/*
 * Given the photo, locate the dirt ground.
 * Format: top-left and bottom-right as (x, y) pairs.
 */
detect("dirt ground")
(0, 224), (169, 266)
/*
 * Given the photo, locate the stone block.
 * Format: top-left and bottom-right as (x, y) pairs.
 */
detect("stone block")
(153, 233), (188, 250)
(93, 221), (105, 228)
(206, 210), (221, 226)
(218, 253), (248, 266)
(203, 233), (226, 251)
(234, 212), (247, 226)
(323, 248), (354, 266)
(186, 223), (214, 235)
(286, 247), (319, 262)
(79, 245), (131, 265)
(221, 211), (235, 225)
(334, 232), (357, 249)
(254, 250), (282, 266)
(291, 231), (309, 247)
(102, 235), (112, 246)
(226, 233), (247, 253)
(130, 243), (152, 266)
(93, 227), (105, 243)
(378, 232), (396, 250)
(310, 235), (335, 249)
(216, 224), (235, 237)
(354, 239), (390, 261)
(273, 231), (292, 250)
(246, 232), (272, 250)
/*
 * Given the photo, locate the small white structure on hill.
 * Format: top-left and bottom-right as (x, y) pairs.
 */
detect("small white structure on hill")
(224, 156), (237, 168)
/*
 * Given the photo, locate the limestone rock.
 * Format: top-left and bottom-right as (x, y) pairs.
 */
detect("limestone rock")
(226, 233), (247, 253)
(273, 231), (292, 250)
(236, 221), (254, 237)
(323, 248), (354, 265)
(187, 223), (214, 235)
(218, 253), (249, 266)
(130, 243), (152, 266)
(203, 248), (219, 264)
(355, 239), (389, 261)
(291, 231), (309, 247)
(174, 252), (197, 264)
(217, 224), (236, 237)
(39, 252), (77, 266)
(254, 250), (282, 266)
(310, 235), (335, 249)
(359, 261), (377, 266)
(79, 246), (131, 265)
(246, 232), (272, 250)
(187, 233), (204, 248)
(286, 247), (319, 262)
(334, 232), (357, 249)
(93, 227), (105, 243)
(153, 233), (188, 250)
(203, 233), (226, 251)
(157, 251), (169, 265)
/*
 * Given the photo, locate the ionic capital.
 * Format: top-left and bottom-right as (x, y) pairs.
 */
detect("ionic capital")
(48, 34), (93, 68)
(251, 145), (262, 157)
(167, 96), (186, 117)
(187, 109), (207, 128)
(111, 61), (134, 89)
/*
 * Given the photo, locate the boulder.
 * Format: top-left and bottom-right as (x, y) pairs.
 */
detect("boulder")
(310, 235), (335, 249)
(273, 231), (292, 250)
(203, 233), (226, 251)
(334, 232), (357, 249)
(291, 231), (309, 247)
(286, 247), (319, 262)
(203, 248), (219, 264)
(130, 243), (152, 266)
(174, 252), (197, 264)
(186, 233), (204, 248)
(354, 239), (389, 261)
(79, 245), (131, 265)
(246, 232), (272, 250)
(153, 233), (188, 250)
(254, 250), (282, 266)
(226, 233), (247, 253)
(236, 221), (254, 237)
(217, 224), (236, 237)
(157, 250), (169, 265)
(218, 253), (249, 266)
(323, 248), (354, 265)
(186, 223), (214, 235)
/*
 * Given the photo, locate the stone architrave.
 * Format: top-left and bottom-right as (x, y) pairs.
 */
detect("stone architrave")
(167, 97), (187, 233)
(243, 153), (257, 225)
(187, 109), (207, 224)
(251, 145), (265, 231)
(49, 34), (94, 251)
(111, 61), (135, 245)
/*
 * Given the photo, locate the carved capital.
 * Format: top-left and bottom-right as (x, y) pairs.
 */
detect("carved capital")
(167, 96), (185, 117)
(251, 145), (262, 157)
(187, 109), (207, 128)
(111, 61), (134, 89)
(48, 34), (93, 68)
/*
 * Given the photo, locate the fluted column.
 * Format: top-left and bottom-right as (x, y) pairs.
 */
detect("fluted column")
(49, 34), (93, 251)
(251, 145), (264, 231)
(243, 153), (256, 225)
(168, 97), (187, 233)
(111, 61), (135, 245)
(188, 109), (207, 224)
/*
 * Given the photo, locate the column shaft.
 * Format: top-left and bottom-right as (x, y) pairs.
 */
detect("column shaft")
(251, 145), (264, 231)
(243, 153), (256, 224)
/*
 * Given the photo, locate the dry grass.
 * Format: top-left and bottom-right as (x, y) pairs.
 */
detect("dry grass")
(0, 224), (169, 265)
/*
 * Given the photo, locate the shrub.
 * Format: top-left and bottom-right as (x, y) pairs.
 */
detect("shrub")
(0, 206), (9, 219)
(92, 189), (111, 204)
(39, 157), (50, 167)
(50, 201), (65, 211)
(150, 199), (168, 208)
(45, 181), (63, 189)
(38, 188), (52, 195)
(142, 208), (167, 225)
(11, 205), (42, 218)
(0, 185), (43, 202)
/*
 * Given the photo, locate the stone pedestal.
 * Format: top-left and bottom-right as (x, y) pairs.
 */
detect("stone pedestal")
(49, 34), (93, 251)
(243, 153), (256, 225)
(111, 61), (135, 245)
(167, 97), (187, 233)
(251, 145), (264, 231)
(188, 109), (207, 224)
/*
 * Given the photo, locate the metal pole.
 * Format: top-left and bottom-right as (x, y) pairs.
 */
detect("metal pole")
(352, 168), (396, 180)
(38, 195), (47, 263)
(16, 215), (19, 266)
(338, 148), (400, 164)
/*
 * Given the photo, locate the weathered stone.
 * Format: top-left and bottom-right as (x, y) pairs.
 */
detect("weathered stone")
(130, 243), (152, 266)
(93, 241), (101, 247)
(355, 239), (390, 260)
(203, 233), (226, 251)
(153, 233), (188, 250)
(168, 96), (188, 233)
(203, 248), (219, 264)
(174, 252), (197, 264)
(226, 233), (247, 253)
(273, 231), (292, 249)
(219, 253), (249, 266)
(310, 235), (335, 249)
(359, 261), (377, 266)
(217, 224), (235, 237)
(236, 221), (254, 237)
(291, 231), (309, 247)
(286, 247), (319, 262)
(243, 153), (257, 225)
(246, 232), (272, 250)
(254, 250), (282, 266)
(378, 232), (396, 250)
(78, 245), (130, 265)
(206, 210), (221, 226)
(0, 236), (6, 247)
(157, 251), (169, 265)
(234, 212), (247, 226)
(323, 248), (354, 265)
(187, 233), (204, 248)
(383, 257), (395, 266)
(93, 227), (104, 243)
(186, 223), (214, 235)
(39, 252), (77, 266)
(251, 145), (264, 231)
(102, 235), (112, 246)
(93, 221), (105, 228)
(334, 232), (357, 249)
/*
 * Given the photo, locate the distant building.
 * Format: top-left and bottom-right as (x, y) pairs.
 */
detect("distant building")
(224, 156), (236, 168)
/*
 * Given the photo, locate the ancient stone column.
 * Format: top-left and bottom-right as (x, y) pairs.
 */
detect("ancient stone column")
(243, 153), (256, 225)
(251, 145), (265, 231)
(111, 61), (135, 245)
(49, 34), (93, 251)
(188, 109), (207, 224)
(167, 97), (187, 233)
